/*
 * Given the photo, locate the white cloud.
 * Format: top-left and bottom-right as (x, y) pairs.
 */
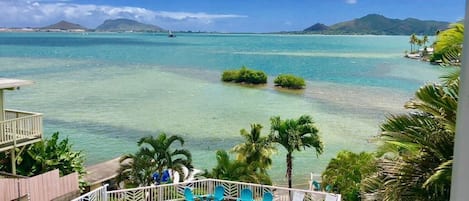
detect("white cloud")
(0, 1), (247, 28)
(154, 11), (246, 24)
(345, 0), (357, 4)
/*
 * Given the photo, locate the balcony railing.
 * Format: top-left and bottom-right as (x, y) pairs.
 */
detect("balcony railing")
(0, 109), (43, 152)
(73, 179), (341, 201)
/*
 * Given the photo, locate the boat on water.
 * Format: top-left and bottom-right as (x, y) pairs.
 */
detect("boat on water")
(168, 30), (176, 38)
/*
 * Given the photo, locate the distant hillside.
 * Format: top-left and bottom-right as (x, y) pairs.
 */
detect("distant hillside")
(304, 23), (329, 32)
(41, 20), (87, 30)
(303, 14), (449, 35)
(95, 19), (164, 32)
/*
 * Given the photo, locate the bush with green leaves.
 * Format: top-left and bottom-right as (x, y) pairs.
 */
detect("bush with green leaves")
(274, 74), (305, 89)
(221, 70), (239, 82)
(221, 66), (267, 84)
(0, 132), (87, 191)
(321, 151), (377, 201)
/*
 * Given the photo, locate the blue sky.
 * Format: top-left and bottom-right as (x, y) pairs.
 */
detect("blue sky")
(0, 0), (465, 32)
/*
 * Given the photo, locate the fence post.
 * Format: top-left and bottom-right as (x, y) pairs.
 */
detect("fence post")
(103, 184), (109, 201)
(158, 185), (163, 201)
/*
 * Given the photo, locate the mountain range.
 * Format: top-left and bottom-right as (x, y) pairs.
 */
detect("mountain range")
(95, 19), (164, 32)
(36, 14), (450, 35)
(302, 14), (449, 35)
(39, 19), (165, 32)
(41, 20), (87, 30)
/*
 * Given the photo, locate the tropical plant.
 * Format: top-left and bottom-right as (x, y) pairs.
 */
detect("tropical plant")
(274, 74), (306, 89)
(232, 124), (276, 173)
(221, 66), (267, 84)
(117, 133), (193, 187)
(431, 23), (464, 65)
(269, 115), (323, 188)
(208, 150), (272, 185)
(116, 152), (155, 187)
(422, 35), (429, 47)
(0, 132), (86, 190)
(363, 76), (458, 201)
(409, 33), (418, 53)
(321, 151), (377, 201)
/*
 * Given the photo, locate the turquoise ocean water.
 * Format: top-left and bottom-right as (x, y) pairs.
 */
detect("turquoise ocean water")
(0, 32), (448, 186)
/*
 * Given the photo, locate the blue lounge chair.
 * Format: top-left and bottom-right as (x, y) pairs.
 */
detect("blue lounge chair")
(312, 180), (321, 191)
(153, 170), (171, 184)
(236, 188), (254, 201)
(262, 192), (273, 201)
(213, 185), (225, 201)
(184, 187), (203, 201)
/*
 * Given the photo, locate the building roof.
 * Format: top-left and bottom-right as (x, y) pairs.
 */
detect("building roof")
(0, 78), (33, 90)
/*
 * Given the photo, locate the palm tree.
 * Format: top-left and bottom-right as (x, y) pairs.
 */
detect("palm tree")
(232, 124), (276, 173)
(409, 34), (418, 53)
(269, 115), (323, 188)
(137, 133), (193, 184)
(432, 23), (464, 65)
(422, 35), (429, 47)
(364, 77), (458, 200)
(116, 152), (155, 187)
(117, 133), (193, 187)
(210, 150), (272, 184)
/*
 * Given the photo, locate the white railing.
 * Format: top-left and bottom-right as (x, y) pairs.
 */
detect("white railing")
(72, 184), (109, 201)
(0, 109), (43, 150)
(106, 179), (341, 201)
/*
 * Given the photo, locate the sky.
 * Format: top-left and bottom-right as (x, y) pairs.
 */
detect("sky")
(0, 0), (465, 32)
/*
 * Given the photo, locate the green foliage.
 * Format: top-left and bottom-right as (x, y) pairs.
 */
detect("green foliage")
(431, 23), (464, 65)
(221, 66), (267, 84)
(269, 115), (323, 188)
(117, 133), (193, 187)
(208, 123), (275, 185)
(116, 152), (155, 187)
(321, 151), (377, 201)
(0, 132), (86, 191)
(232, 124), (276, 174)
(364, 75), (458, 200)
(274, 74), (306, 89)
(208, 150), (272, 185)
(221, 70), (239, 82)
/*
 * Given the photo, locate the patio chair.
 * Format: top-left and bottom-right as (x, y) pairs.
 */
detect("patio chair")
(213, 185), (225, 201)
(184, 187), (203, 201)
(236, 188), (254, 201)
(312, 180), (321, 191)
(262, 192), (273, 201)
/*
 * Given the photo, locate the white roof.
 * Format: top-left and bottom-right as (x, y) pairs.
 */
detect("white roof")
(0, 78), (33, 90)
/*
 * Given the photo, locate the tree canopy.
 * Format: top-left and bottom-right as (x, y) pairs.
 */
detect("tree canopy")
(269, 115), (323, 188)
(117, 133), (193, 187)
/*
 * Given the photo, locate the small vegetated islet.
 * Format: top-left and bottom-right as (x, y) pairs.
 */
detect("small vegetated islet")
(221, 66), (267, 84)
(274, 74), (305, 89)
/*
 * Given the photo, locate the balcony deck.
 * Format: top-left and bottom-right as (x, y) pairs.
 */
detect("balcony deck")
(0, 109), (43, 152)
(73, 178), (341, 201)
